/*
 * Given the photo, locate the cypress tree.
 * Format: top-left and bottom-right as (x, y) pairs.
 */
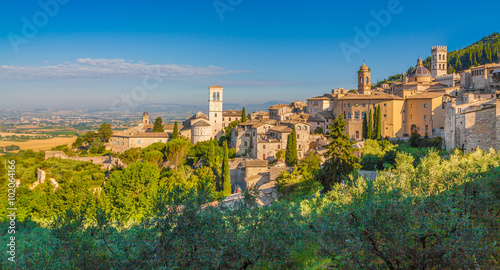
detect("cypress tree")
(172, 121), (179, 140)
(375, 105), (382, 140)
(362, 112), (368, 140)
(222, 141), (231, 197)
(367, 109), (373, 140)
(373, 107), (379, 139)
(153, 117), (164, 132)
(207, 138), (216, 168)
(285, 126), (298, 167)
(241, 107), (247, 122)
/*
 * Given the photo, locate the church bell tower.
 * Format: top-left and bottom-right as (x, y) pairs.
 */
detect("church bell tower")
(208, 85), (223, 137)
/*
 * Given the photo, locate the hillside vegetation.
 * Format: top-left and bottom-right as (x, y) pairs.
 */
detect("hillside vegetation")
(375, 32), (500, 87)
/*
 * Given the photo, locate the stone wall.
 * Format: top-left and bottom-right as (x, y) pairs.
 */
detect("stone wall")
(464, 106), (497, 152)
(45, 151), (68, 159)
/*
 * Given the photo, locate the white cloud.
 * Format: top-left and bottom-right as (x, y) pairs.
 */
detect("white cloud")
(0, 58), (251, 79)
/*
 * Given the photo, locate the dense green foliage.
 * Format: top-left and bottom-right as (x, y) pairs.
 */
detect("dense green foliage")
(367, 109), (373, 139)
(3, 148), (500, 269)
(97, 123), (112, 143)
(285, 125), (298, 166)
(241, 107), (247, 122)
(221, 141), (231, 197)
(171, 121), (179, 140)
(152, 117), (164, 132)
(319, 115), (361, 191)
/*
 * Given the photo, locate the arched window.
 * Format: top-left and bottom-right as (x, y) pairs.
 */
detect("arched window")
(213, 92), (216, 100)
(366, 76), (369, 83)
(244, 141), (247, 147)
(217, 92), (220, 100)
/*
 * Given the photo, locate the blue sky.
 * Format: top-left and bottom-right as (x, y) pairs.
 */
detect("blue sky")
(1, 0), (499, 110)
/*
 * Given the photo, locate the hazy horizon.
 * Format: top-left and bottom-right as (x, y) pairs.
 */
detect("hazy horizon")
(1, 0), (499, 110)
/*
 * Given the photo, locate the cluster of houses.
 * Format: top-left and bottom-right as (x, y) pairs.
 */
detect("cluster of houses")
(109, 45), (500, 161)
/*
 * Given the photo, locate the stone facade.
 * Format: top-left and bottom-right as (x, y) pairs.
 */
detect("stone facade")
(431, 45), (448, 78)
(231, 118), (311, 161)
(444, 93), (500, 152)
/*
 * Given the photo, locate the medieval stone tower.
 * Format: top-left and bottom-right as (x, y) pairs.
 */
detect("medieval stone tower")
(208, 85), (223, 137)
(431, 45), (447, 78)
(358, 62), (372, 94)
(142, 111), (150, 124)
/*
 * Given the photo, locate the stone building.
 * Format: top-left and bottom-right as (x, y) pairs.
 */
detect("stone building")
(250, 111), (269, 120)
(110, 112), (174, 152)
(222, 110), (242, 128)
(269, 104), (293, 121)
(431, 45), (448, 78)
(333, 91), (405, 139)
(444, 92), (500, 152)
(231, 118), (311, 161)
(404, 92), (446, 137)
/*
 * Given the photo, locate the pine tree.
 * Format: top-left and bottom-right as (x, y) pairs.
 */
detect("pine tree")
(319, 114), (361, 191)
(285, 126), (298, 167)
(172, 121), (179, 140)
(362, 112), (368, 140)
(221, 141), (231, 197)
(153, 117), (164, 132)
(367, 109), (373, 140)
(241, 107), (247, 122)
(375, 105), (382, 140)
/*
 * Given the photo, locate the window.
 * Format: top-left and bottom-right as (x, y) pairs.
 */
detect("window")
(411, 115), (414, 120)
(356, 131), (360, 139)
(278, 145), (280, 149)
(298, 144), (301, 149)
(263, 145), (266, 149)
(244, 142), (248, 147)
(363, 103), (366, 107)
(411, 104), (414, 108)
(384, 103), (386, 107)
(424, 104), (428, 108)
(138, 140), (141, 144)
(366, 76), (369, 83)
(297, 126), (301, 130)
(355, 112), (359, 119)
(213, 92), (216, 100)
(348, 104), (351, 107)
(384, 114), (386, 117)
(424, 115), (427, 121)
(245, 133), (250, 137)
(362, 112), (366, 119)
(217, 92), (220, 100)
(348, 112), (352, 118)
(304, 126), (307, 130)
(297, 134), (300, 139)
(355, 103), (358, 107)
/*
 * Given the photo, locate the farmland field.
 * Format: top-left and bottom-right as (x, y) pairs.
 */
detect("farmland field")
(0, 136), (77, 151)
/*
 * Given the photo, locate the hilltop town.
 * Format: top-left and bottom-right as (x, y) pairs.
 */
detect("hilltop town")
(108, 45), (500, 159)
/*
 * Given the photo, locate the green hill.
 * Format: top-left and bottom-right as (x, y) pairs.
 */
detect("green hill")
(374, 32), (500, 87)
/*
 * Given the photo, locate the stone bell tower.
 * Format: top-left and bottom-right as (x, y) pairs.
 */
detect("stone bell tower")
(431, 45), (447, 78)
(208, 85), (223, 137)
(142, 112), (150, 124)
(358, 62), (372, 94)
